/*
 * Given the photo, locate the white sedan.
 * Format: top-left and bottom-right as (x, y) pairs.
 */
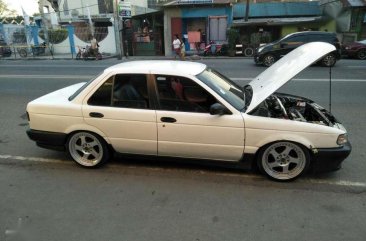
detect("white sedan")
(26, 42), (351, 181)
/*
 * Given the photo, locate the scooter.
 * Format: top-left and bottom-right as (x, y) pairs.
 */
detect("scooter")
(203, 41), (223, 56)
(76, 45), (102, 60)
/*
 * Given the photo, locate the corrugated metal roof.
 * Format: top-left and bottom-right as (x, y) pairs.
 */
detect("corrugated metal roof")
(232, 16), (324, 26)
(341, 0), (366, 7)
(233, 1), (322, 18)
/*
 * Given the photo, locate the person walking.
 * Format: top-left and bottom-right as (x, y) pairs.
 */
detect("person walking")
(172, 34), (181, 59)
(180, 38), (186, 60)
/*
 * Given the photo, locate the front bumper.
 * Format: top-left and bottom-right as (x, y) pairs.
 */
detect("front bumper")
(311, 142), (352, 173)
(26, 129), (67, 151)
(254, 54), (261, 64)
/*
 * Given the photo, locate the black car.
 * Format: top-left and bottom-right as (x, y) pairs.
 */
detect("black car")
(254, 31), (341, 67)
(0, 40), (12, 57)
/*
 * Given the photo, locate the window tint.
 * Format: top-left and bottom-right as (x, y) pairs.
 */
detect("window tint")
(88, 74), (149, 109)
(283, 35), (307, 44)
(155, 75), (216, 113)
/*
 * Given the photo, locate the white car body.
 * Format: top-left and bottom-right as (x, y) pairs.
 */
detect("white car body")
(27, 42), (351, 181)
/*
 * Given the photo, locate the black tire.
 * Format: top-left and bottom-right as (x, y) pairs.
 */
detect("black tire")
(257, 141), (310, 181)
(356, 49), (366, 60)
(67, 131), (110, 168)
(244, 47), (254, 57)
(262, 54), (276, 67)
(18, 48), (27, 58)
(322, 53), (336, 67)
(96, 53), (102, 60)
(76, 52), (81, 60)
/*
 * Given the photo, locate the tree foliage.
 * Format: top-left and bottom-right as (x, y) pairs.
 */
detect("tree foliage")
(0, 0), (16, 17)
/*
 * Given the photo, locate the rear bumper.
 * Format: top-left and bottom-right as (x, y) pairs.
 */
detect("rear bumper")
(26, 129), (67, 151)
(311, 142), (352, 173)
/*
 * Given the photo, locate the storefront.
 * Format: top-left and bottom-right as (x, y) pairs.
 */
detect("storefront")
(162, 1), (233, 56)
(129, 11), (164, 56)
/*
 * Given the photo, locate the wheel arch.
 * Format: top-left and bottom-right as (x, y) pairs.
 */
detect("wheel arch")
(252, 134), (315, 157)
(64, 124), (111, 145)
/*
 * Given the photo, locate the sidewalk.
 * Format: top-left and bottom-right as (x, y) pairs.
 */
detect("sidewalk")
(1, 52), (251, 61)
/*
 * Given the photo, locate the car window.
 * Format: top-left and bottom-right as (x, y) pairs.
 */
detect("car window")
(154, 75), (216, 113)
(282, 35), (308, 44)
(309, 34), (331, 43)
(88, 74), (149, 109)
(196, 68), (245, 110)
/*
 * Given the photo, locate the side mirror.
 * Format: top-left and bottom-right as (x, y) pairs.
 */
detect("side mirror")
(209, 103), (230, 115)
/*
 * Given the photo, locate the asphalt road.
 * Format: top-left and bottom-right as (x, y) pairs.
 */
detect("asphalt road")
(0, 58), (365, 241)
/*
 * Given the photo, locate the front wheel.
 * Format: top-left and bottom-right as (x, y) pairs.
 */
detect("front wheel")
(356, 49), (366, 60)
(322, 53), (336, 67)
(67, 131), (110, 167)
(257, 141), (310, 181)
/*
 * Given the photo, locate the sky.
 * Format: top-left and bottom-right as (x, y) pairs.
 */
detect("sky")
(4, 0), (39, 16)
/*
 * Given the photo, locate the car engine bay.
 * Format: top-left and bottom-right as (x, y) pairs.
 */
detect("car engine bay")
(250, 93), (339, 127)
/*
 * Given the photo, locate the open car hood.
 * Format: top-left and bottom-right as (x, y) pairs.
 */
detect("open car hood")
(246, 42), (336, 113)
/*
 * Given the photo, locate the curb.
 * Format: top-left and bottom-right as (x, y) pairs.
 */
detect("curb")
(1, 55), (253, 61)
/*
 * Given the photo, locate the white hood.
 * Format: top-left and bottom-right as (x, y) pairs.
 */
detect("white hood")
(246, 42), (336, 113)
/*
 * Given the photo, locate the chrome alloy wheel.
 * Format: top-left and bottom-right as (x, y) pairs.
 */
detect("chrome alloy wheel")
(263, 54), (276, 67)
(259, 142), (309, 181)
(68, 132), (106, 167)
(322, 54), (336, 67)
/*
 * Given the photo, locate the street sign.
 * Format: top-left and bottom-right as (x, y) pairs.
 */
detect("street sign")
(119, 0), (131, 18)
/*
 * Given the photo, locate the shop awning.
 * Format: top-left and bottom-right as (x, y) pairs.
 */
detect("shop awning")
(232, 16), (324, 27)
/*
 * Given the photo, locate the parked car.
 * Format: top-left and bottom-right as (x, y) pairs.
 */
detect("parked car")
(26, 42), (351, 181)
(0, 39), (12, 57)
(254, 31), (342, 67)
(342, 39), (366, 60)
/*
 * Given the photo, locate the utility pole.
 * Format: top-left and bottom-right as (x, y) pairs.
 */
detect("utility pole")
(39, 0), (50, 54)
(245, 0), (250, 22)
(113, 0), (123, 59)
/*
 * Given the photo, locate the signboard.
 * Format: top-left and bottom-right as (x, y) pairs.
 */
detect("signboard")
(119, 0), (131, 18)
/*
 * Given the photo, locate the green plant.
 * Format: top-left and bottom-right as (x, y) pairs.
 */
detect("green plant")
(39, 28), (68, 44)
(227, 28), (239, 51)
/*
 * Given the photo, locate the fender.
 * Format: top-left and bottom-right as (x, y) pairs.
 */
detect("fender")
(64, 124), (111, 144)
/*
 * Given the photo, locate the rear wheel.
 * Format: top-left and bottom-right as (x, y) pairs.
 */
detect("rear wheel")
(356, 49), (366, 60)
(257, 141), (310, 181)
(322, 53), (336, 67)
(263, 54), (276, 67)
(18, 48), (27, 58)
(67, 131), (110, 167)
(244, 47), (254, 57)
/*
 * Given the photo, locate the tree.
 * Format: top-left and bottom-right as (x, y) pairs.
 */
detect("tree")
(0, 0), (17, 17)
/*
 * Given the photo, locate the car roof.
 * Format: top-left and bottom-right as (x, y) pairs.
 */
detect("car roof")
(105, 60), (207, 76)
(286, 31), (336, 37)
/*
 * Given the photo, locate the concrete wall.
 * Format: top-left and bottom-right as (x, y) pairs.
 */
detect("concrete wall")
(164, 8), (181, 56)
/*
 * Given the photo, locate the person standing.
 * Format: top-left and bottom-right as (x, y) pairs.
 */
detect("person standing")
(172, 34), (181, 59)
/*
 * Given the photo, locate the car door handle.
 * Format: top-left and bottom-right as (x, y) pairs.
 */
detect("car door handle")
(160, 117), (176, 123)
(89, 112), (104, 118)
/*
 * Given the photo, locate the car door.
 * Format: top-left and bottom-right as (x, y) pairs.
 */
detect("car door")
(82, 73), (157, 155)
(279, 35), (308, 57)
(153, 74), (245, 161)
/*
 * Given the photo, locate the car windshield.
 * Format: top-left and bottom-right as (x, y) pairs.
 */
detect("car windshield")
(196, 68), (247, 111)
(68, 72), (103, 101)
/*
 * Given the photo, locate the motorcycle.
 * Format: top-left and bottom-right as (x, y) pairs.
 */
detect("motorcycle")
(76, 45), (102, 60)
(31, 42), (46, 56)
(203, 41), (224, 56)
